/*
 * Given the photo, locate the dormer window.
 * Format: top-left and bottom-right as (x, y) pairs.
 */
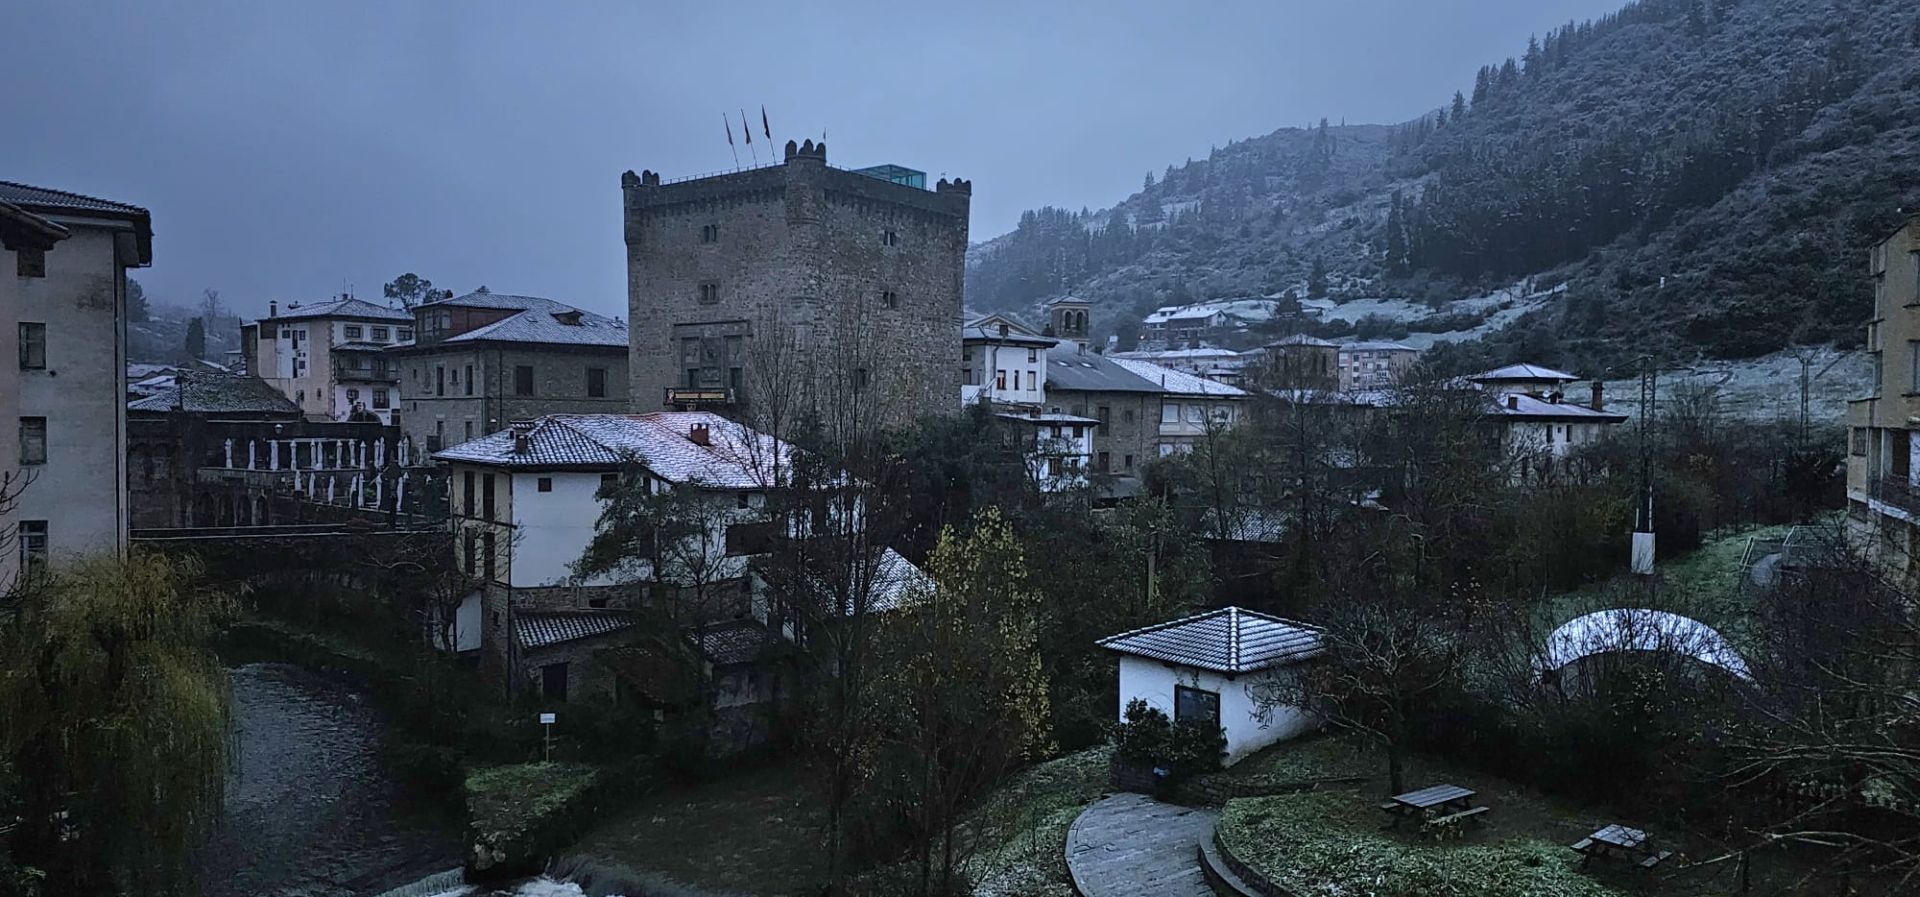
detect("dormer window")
(552, 310), (583, 326)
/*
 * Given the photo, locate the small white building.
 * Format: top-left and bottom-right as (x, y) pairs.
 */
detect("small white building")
(962, 315), (1056, 408)
(1100, 606), (1323, 765)
(996, 410), (1100, 491)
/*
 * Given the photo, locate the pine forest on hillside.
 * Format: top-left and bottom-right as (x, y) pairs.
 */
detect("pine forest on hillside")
(965, 0), (1920, 370)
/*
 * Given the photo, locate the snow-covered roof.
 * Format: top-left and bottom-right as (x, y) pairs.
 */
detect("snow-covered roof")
(1108, 357), (1247, 397)
(1488, 392), (1627, 423)
(514, 610), (636, 650)
(443, 300), (627, 348)
(433, 412), (791, 487)
(1267, 334), (1338, 348)
(126, 371), (301, 415)
(1340, 341), (1418, 353)
(1111, 347), (1246, 361)
(1100, 606), (1322, 674)
(1539, 608), (1752, 680)
(1470, 363), (1579, 383)
(265, 297), (411, 323)
(1144, 304), (1227, 325)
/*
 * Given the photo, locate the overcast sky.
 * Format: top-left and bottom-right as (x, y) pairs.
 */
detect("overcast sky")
(5, 0), (1621, 319)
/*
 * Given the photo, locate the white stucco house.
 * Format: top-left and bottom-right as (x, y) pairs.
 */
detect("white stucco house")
(1099, 606), (1324, 765)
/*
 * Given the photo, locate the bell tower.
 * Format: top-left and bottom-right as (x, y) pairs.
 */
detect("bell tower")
(1047, 296), (1090, 344)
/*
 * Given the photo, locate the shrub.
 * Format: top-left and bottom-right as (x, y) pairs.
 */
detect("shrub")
(1111, 699), (1225, 778)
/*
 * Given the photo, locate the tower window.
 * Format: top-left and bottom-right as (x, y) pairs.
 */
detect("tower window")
(701, 224), (719, 243)
(698, 282), (720, 304)
(881, 230), (899, 247)
(881, 290), (898, 309)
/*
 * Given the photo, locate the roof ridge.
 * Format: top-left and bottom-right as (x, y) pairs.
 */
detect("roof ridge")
(0, 180), (146, 213)
(1095, 605), (1233, 647)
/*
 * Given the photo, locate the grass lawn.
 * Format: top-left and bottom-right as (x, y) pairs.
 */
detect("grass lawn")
(570, 761), (825, 897)
(1541, 521), (1807, 640)
(960, 746), (1113, 897)
(1218, 733), (1842, 897)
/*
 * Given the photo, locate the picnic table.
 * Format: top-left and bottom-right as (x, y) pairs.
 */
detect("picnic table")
(1571, 824), (1673, 869)
(1377, 784), (1488, 830)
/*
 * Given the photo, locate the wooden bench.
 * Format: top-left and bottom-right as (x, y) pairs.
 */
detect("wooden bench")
(1639, 850), (1674, 869)
(1429, 805), (1490, 827)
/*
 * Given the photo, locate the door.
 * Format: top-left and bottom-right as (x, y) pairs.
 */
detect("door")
(541, 662), (569, 701)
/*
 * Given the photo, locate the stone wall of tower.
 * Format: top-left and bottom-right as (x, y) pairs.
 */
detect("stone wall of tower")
(623, 140), (970, 423)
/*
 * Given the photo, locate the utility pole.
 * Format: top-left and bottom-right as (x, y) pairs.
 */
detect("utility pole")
(1632, 355), (1657, 576)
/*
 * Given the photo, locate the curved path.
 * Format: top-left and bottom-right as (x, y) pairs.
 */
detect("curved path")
(1066, 793), (1218, 897)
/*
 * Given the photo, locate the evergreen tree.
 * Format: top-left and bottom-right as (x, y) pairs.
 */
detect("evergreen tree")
(1473, 67), (1492, 105)
(1307, 256), (1330, 299)
(1385, 192), (1409, 273)
(126, 277), (149, 324)
(1523, 35), (1542, 74)
(1451, 91), (1468, 120)
(1499, 57), (1519, 87)
(182, 318), (205, 361)
(1143, 171), (1155, 190)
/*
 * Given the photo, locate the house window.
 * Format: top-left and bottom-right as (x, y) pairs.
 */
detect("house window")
(1852, 428), (1869, 456)
(1097, 405), (1111, 426)
(1072, 425), (1085, 439)
(465, 364), (474, 397)
(1124, 453), (1134, 470)
(345, 387), (360, 405)
(450, 367), (459, 386)
(436, 365), (446, 397)
(18, 323), (45, 370)
(372, 326), (389, 341)
(587, 367), (608, 398)
(881, 290), (898, 309)
(463, 470), (475, 513)
(698, 282), (720, 304)
(725, 521), (774, 556)
(538, 477), (553, 493)
(701, 224), (719, 243)
(398, 327), (414, 341)
(483, 530), (497, 580)
(854, 368), (869, 391)
(19, 417), (47, 465)
(16, 247), (46, 278)
(882, 229), (899, 247)
(1123, 408), (1135, 424)
(18, 520), (48, 575)
(1174, 685), (1221, 725)
(996, 370), (1007, 389)
(464, 420), (474, 441)
(1028, 348), (1038, 363)
(1161, 403), (1179, 423)
(514, 365), (534, 396)
(1097, 451), (1111, 472)
(344, 325), (364, 340)
(373, 388), (390, 409)
(600, 473), (619, 493)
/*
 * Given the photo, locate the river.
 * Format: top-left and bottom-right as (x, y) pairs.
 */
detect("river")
(195, 663), (462, 897)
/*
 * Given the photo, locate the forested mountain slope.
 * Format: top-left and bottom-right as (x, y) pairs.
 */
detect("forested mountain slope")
(966, 0), (1920, 368)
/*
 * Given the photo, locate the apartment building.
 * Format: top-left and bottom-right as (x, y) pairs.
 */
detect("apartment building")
(1846, 217), (1920, 580)
(0, 181), (151, 587)
(1337, 341), (1419, 391)
(242, 296), (412, 423)
(393, 289), (628, 453)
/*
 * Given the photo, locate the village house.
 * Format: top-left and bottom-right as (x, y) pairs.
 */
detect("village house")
(961, 314), (1055, 407)
(1139, 303), (1234, 348)
(432, 411), (927, 735)
(1845, 216), (1920, 583)
(241, 296), (413, 424)
(392, 289), (628, 453)
(1100, 606), (1324, 765)
(1, 181), (151, 587)
(1109, 346), (1251, 386)
(1337, 340), (1419, 391)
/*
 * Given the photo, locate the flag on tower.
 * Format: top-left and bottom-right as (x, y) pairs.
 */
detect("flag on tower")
(741, 110), (752, 144)
(724, 113), (734, 146)
(761, 106), (771, 140)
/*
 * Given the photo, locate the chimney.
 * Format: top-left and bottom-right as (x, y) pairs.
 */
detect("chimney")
(1506, 395), (1519, 410)
(1590, 380), (1605, 411)
(269, 300), (278, 317)
(688, 422), (711, 446)
(510, 419), (534, 454)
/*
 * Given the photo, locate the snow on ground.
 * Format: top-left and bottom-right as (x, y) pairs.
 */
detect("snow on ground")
(1302, 281), (1563, 349)
(1595, 348), (1869, 426)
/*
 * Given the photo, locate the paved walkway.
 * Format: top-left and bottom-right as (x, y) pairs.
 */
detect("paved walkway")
(1066, 792), (1218, 897)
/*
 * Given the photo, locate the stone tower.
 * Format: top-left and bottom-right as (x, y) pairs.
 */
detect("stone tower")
(621, 140), (971, 423)
(1047, 296), (1090, 345)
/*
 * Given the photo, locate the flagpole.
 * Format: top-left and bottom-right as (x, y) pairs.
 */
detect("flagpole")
(724, 112), (740, 169)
